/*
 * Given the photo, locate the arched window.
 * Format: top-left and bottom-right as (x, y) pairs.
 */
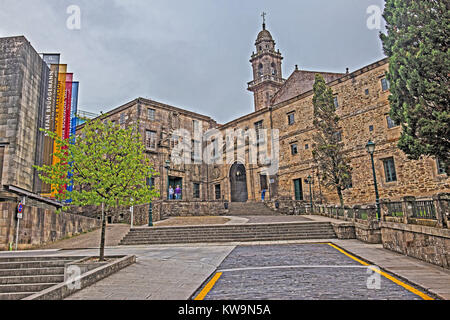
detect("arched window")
(271, 63), (277, 76)
(258, 63), (263, 77)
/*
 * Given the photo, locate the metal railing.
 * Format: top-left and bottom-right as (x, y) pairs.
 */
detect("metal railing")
(385, 202), (404, 217)
(412, 200), (436, 220)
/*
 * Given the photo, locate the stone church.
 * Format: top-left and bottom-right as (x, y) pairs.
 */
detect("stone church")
(80, 21), (449, 223)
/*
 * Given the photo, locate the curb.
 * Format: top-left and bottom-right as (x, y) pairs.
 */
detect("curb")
(22, 255), (136, 300)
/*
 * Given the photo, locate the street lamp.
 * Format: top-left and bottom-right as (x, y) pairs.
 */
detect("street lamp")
(366, 140), (380, 220)
(305, 175), (313, 213)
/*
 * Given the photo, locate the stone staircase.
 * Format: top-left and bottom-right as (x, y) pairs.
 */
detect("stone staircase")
(227, 202), (277, 216)
(119, 221), (336, 245)
(0, 256), (84, 300)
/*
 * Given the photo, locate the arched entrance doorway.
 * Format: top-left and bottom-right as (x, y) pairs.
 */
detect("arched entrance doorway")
(230, 163), (248, 202)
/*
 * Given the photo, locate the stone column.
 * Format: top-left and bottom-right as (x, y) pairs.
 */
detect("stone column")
(433, 193), (449, 229)
(402, 196), (416, 224)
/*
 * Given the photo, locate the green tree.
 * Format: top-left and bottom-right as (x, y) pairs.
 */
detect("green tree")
(312, 74), (352, 208)
(35, 119), (159, 261)
(380, 0), (449, 174)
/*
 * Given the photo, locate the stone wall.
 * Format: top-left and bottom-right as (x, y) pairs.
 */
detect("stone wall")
(0, 201), (101, 250)
(154, 200), (228, 220)
(0, 36), (47, 194)
(381, 221), (450, 269)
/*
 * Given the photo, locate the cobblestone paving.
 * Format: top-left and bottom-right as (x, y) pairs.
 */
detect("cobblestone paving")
(197, 244), (423, 300)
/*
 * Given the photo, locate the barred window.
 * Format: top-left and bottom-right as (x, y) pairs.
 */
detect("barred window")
(287, 112), (295, 125)
(193, 183), (200, 199)
(145, 130), (157, 149)
(254, 120), (264, 141)
(383, 157), (397, 182)
(148, 108), (155, 121)
(381, 78), (390, 91)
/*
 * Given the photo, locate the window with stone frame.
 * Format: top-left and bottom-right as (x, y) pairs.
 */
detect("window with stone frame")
(386, 115), (398, 129)
(254, 120), (264, 142)
(381, 78), (390, 91)
(120, 113), (125, 125)
(0, 146), (4, 185)
(333, 96), (339, 109)
(290, 143), (298, 155)
(215, 184), (221, 200)
(383, 157), (397, 182)
(145, 130), (157, 149)
(287, 112), (295, 125)
(193, 183), (200, 199)
(191, 139), (202, 163)
(437, 158), (446, 175)
(260, 174), (268, 191)
(148, 108), (155, 121)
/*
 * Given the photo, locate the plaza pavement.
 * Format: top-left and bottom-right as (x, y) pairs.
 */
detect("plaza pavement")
(0, 214), (448, 300)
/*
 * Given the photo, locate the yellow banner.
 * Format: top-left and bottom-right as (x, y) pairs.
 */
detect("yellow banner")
(50, 65), (67, 197)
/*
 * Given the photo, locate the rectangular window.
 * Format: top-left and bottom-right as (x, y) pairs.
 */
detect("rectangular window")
(383, 157), (397, 182)
(334, 96), (339, 109)
(381, 78), (390, 91)
(146, 177), (155, 188)
(386, 116), (397, 129)
(254, 120), (264, 142)
(120, 113), (125, 125)
(145, 130), (157, 149)
(215, 184), (221, 200)
(193, 120), (199, 131)
(0, 146), (4, 185)
(294, 178), (303, 201)
(260, 174), (268, 191)
(369, 125), (374, 132)
(437, 159), (446, 175)
(193, 183), (200, 199)
(333, 131), (342, 142)
(291, 143), (298, 155)
(365, 89), (370, 95)
(287, 112), (295, 125)
(148, 108), (155, 121)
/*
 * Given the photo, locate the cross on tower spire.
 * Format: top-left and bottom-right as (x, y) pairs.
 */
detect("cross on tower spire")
(261, 12), (266, 30)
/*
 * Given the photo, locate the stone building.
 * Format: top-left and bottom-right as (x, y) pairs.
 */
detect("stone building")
(0, 36), (57, 206)
(83, 22), (448, 225)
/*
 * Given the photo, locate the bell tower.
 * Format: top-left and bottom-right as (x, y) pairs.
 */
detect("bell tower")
(247, 13), (285, 112)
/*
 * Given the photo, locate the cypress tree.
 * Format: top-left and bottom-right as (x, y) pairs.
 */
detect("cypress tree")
(380, 0), (449, 174)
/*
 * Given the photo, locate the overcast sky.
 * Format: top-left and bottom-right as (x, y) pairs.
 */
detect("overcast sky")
(0, 0), (386, 124)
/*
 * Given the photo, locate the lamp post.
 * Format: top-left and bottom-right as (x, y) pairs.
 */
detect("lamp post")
(305, 175), (313, 214)
(366, 140), (380, 220)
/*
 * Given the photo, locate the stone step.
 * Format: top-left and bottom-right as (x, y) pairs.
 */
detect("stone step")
(0, 267), (65, 277)
(0, 275), (65, 285)
(0, 283), (57, 293)
(121, 231), (336, 241)
(121, 234), (336, 245)
(122, 229), (335, 239)
(0, 292), (35, 301)
(0, 256), (85, 263)
(125, 226), (332, 235)
(0, 260), (74, 270)
(129, 222), (330, 232)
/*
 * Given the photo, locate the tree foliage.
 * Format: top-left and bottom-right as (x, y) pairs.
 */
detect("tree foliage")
(35, 118), (159, 259)
(380, 0), (450, 174)
(312, 74), (352, 207)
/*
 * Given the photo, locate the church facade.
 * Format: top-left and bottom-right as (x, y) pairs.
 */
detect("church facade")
(79, 23), (449, 222)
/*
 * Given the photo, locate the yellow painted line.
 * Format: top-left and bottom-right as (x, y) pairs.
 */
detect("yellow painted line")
(194, 272), (223, 301)
(327, 243), (434, 300)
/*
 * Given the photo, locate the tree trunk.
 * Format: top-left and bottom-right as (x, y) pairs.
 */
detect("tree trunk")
(337, 187), (344, 209)
(99, 202), (106, 262)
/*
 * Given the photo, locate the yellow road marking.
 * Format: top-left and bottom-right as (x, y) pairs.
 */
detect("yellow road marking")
(327, 243), (434, 300)
(194, 272), (223, 301)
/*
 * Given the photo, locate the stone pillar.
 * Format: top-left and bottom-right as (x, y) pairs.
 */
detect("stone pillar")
(402, 196), (416, 224)
(380, 199), (389, 222)
(433, 193), (449, 229)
